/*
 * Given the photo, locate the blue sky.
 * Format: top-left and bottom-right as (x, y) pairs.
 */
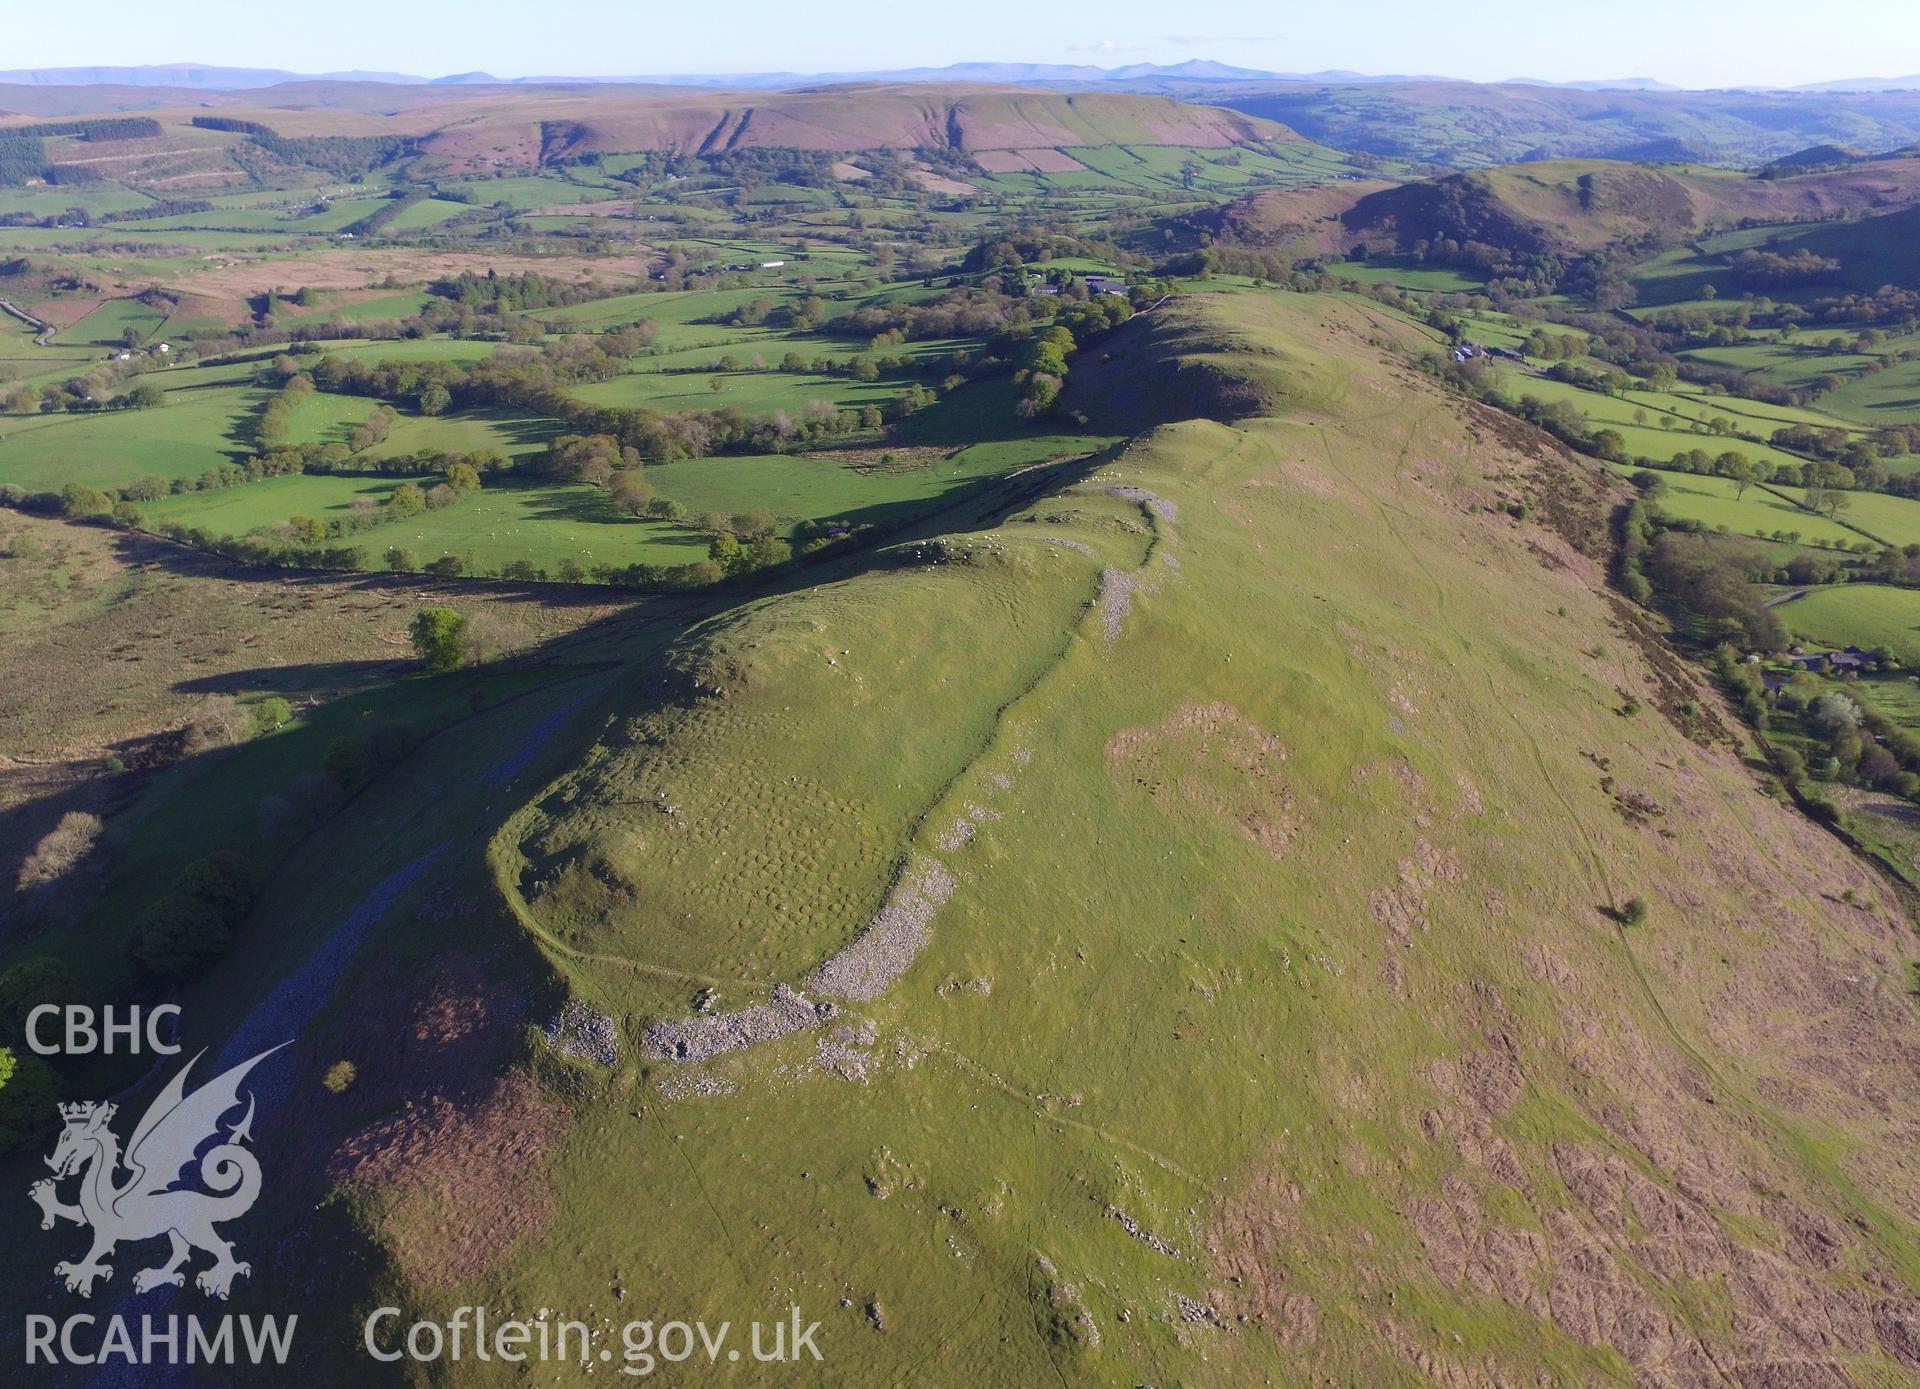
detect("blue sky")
(10, 0), (1920, 88)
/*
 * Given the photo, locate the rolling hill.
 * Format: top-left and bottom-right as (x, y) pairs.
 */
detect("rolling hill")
(1197, 154), (1920, 262)
(135, 289), (1919, 1386)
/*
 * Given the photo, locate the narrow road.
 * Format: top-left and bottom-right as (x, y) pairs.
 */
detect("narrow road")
(0, 297), (54, 345)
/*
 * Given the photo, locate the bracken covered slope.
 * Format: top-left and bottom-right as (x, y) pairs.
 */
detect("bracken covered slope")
(0, 83), (1296, 174)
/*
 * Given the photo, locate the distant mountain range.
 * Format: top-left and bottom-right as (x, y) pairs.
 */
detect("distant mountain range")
(3, 60), (1915, 93)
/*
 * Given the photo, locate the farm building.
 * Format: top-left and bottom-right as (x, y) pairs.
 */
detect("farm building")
(1789, 646), (1873, 673)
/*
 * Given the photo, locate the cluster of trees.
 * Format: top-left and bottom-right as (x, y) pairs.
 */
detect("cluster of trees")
(0, 199), (222, 231)
(1714, 650), (1920, 809)
(189, 115), (273, 137)
(127, 852), (259, 981)
(1521, 329), (1590, 361)
(1730, 248), (1844, 288)
(826, 285), (1052, 343)
(409, 608), (469, 673)
(0, 960), (74, 1149)
(149, 527), (362, 574)
(308, 336), (624, 408)
(429, 269), (614, 313)
(706, 524), (793, 576)
(1793, 285), (1920, 329)
(254, 372), (316, 449)
(284, 439), (513, 479)
(1645, 451), (1776, 496)
(0, 119), (163, 186)
(270, 462), (485, 550)
(10, 377), (167, 416)
(603, 147), (845, 192)
(1618, 484), (1920, 814)
(1162, 243), (1295, 282)
(1639, 528), (1786, 650)
(304, 343), (890, 462)
(1007, 294), (1135, 417)
(2, 344), (170, 416)
(961, 233), (1127, 274)
(538, 433), (679, 519)
(238, 130), (417, 178)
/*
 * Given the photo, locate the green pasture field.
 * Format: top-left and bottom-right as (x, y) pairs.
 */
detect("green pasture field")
(644, 431), (1106, 526)
(1819, 358), (1920, 425)
(48, 297), (169, 347)
(268, 390), (557, 462)
(571, 365), (910, 416)
(535, 286), (771, 331)
(319, 338), (501, 366)
(0, 185), (156, 218)
(1612, 464), (1862, 547)
(0, 317), (99, 384)
(0, 384), (261, 490)
(381, 197), (478, 233)
(1631, 212), (1920, 308)
(1457, 311), (1537, 350)
(124, 206), (339, 234)
(1495, 371), (1833, 472)
(137, 415), (1107, 574)
(1770, 483), (1920, 547)
(434, 175), (626, 209)
(276, 288), (438, 325)
(1676, 338), (1876, 400)
(1337, 258), (1489, 293)
(1661, 383), (1862, 438)
(141, 473), (706, 571)
(1774, 584), (1920, 665)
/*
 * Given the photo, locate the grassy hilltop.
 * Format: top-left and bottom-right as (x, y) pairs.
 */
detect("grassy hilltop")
(163, 291), (1918, 1385)
(0, 66), (1918, 1387)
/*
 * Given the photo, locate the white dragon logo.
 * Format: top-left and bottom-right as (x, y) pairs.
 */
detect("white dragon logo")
(29, 1044), (285, 1300)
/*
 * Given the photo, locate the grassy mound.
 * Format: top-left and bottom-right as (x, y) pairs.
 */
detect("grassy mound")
(1062, 292), (1352, 432)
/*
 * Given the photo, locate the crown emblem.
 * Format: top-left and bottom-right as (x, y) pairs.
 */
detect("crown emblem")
(59, 1101), (112, 1123)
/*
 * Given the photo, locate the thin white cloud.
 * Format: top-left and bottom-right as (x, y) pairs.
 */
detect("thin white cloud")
(1161, 34), (1288, 45)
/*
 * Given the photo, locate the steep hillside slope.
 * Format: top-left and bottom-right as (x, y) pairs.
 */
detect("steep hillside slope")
(491, 85), (1294, 167)
(2, 84), (1297, 176)
(294, 292), (1920, 1385)
(1203, 155), (1920, 259)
